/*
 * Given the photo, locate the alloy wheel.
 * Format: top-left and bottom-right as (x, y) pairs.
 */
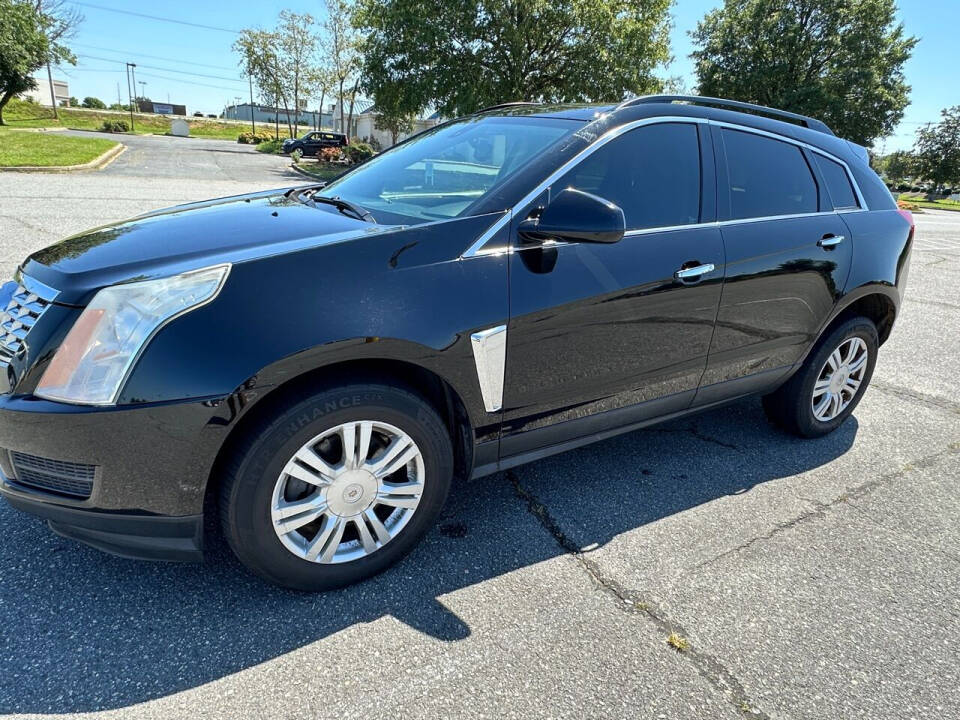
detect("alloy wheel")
(270, 420), (425, 564)
(811, 337), (869, 422)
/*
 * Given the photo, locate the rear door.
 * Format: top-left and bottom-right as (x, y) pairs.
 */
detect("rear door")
(697, 125), (853, 403)
(500, 120), (725, 455)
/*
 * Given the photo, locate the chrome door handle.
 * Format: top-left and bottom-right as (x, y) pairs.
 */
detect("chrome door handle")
(675, 263), (715, 280)
(818, 235), (844, 248)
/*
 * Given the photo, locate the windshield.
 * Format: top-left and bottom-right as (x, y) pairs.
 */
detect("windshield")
(318, 116), (579, 224)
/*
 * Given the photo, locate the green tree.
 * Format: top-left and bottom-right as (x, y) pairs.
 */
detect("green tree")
(913, 106), (960, 194)
(321, 0), (361, 134)
(81, 95), (104, 109)
(876, 149), (915, 187)
(690, 0), (916, 145)
(374, 110), (414, 146)
(355, 0), (672, 123)
(0, 0), (77, 123)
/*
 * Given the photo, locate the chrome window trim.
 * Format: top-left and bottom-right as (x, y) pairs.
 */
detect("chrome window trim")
(470, 324), (508, 412)
(711, 120), (868, 211)
(460, 115), (868, 258)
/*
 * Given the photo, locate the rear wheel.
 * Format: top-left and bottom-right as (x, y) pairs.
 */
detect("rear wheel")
(762, 316), (878, 438)
(219, 382), (453, 591)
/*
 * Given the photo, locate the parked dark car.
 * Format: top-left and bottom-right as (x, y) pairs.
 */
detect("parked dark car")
(282, 130), (349, 156)
(0, 96), (913, 590)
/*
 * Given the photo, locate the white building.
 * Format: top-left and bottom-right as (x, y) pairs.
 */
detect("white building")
(330, 98), (441, 148)
(21, 74), (70, 107)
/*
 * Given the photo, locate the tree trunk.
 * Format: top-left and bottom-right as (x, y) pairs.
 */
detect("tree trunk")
(318, 90), (325, 130)
(0, 90), (14, 125)
(338, 79), (345, 134)
(346, 78), (359, 141)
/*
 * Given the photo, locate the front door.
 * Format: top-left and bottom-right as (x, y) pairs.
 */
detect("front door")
(500, 120), (725, 456)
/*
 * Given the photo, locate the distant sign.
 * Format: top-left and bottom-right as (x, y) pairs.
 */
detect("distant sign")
(154, 103), (174, 115)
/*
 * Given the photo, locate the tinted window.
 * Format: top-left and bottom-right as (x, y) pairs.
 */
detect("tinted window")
(321, 116), (576, 224)
(722, 129), (818, 219)
(813, 153), (859, 209)
(555, 123), (701, 230)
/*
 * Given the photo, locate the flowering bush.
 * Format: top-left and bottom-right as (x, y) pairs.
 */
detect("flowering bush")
(319, 146), (345, 163)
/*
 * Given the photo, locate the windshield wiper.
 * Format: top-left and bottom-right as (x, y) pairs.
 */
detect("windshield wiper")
(311, 195), (376, 223)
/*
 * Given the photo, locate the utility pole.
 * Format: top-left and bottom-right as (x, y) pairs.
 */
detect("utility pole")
(125, 63), (136, 131)
(130, 64), (139, 111)
(249, 74), (255, 134)
(46, 62), (59, 118)
(116, 82), (122, 108)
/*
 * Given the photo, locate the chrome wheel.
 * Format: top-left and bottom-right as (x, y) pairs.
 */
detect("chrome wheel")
(271, 421), (425, 564)
(811, 337), (868, 422)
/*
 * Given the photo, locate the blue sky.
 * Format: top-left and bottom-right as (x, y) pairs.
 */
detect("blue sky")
(55, 0), (957, 150)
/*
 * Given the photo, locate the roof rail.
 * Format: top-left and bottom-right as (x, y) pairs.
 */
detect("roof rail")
(473, 101), (541, 115)
(616, 95), (834, 136)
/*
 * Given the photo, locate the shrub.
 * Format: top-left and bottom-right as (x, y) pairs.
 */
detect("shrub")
(291, 148), (303, 163)
(256, 138), (284, 154)
(897, 198), (918, 211)
(345, 141), (375, 164)
(99, 120), (129, 133)
(238, 131), (276, 144)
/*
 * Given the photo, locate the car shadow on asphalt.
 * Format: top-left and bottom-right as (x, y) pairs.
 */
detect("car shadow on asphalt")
(0, 398), (857, 713)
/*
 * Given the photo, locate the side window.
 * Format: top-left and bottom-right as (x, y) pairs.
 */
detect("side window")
(555, 123), (701, 230)
(813, 153), (859, 210)
(721, 129), (818, 219)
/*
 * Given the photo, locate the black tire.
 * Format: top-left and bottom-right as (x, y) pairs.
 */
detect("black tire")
(219, 382), (453, 591)
(762, 316), (879, 438)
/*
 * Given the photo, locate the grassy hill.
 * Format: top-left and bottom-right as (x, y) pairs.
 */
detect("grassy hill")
(2, 98), (306, 140)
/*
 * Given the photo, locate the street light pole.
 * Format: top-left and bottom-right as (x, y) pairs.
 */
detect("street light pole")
(125, 62), (136, 131)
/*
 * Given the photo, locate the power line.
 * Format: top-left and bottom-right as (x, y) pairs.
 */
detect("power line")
(72, 42), (240, 71)
(75, 53), (247, 85)
(71, 2), (241, 34)
(134, 70), (244, 92)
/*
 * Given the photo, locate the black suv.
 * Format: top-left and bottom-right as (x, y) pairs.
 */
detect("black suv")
(0, 96), (913, 590)
(281, 130), (348, 156)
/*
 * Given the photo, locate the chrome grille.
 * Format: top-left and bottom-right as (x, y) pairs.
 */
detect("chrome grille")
(9, 451), (96, 499)
(0, 283), (51, 358)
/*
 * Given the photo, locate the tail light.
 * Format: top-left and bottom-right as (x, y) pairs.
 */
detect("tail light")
(897, 209), (915, 243)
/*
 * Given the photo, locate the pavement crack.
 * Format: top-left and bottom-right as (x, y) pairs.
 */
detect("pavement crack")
(906, 296), (960, 311)
(871, 380), (960, 415)
(692, 441), (960, 572)
(648, 424), (741, 451)
(507, 469), (769, 719)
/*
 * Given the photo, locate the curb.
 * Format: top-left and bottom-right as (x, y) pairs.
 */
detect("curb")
(290, 162), (317, 180)
(1, 142), (126, 173)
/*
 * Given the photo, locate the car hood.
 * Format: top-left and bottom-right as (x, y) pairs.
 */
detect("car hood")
(22, 188), (392, 305)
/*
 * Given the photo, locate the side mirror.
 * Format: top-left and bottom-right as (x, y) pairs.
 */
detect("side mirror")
(518, 188), (625, 245)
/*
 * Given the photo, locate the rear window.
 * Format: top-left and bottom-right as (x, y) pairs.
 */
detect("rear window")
(813, 153), (859, 210)
(722, 129), (818, 220)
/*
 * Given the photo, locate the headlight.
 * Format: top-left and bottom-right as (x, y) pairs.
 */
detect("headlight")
(36, 264), (230, 406)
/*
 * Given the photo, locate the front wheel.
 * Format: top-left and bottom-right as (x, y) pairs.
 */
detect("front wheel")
(219, 383), (453, 591)
(763, 316), (879, 438)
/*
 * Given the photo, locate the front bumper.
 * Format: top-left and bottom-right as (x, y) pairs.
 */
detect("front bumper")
(0, 394), (231, 561)
(1, 486), (202, 561)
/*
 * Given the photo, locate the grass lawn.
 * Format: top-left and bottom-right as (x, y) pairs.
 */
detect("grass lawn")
(898, 193), (960, 212)
(0, 127), (118, 167)
(2, 98), (306, 141)
(293, 161), (350, 182)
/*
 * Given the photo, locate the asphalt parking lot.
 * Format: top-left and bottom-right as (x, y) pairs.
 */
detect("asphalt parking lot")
(0, 136), (958, 720)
